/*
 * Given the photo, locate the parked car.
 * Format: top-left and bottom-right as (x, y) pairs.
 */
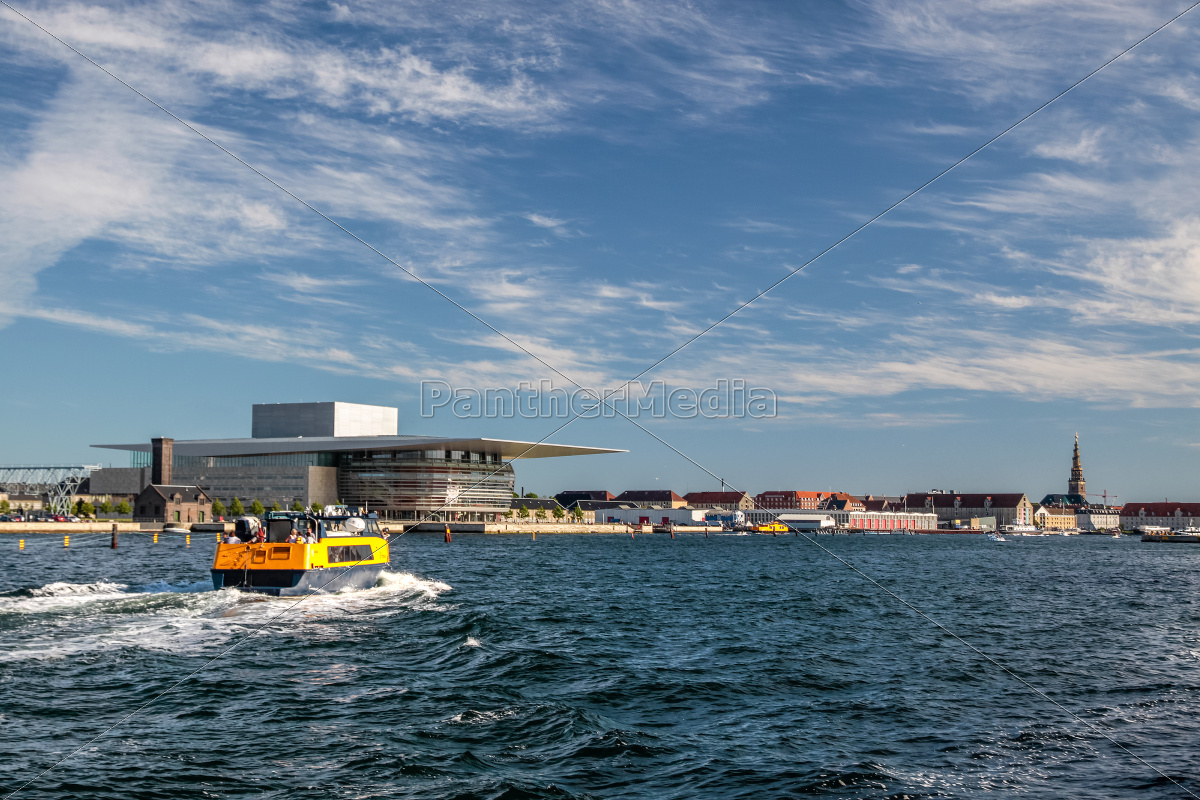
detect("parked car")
(0, 515), (10, 522)
(66, 515), (81, 523)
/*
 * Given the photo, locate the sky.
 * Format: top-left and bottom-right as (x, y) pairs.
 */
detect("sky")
(3, 0), (1200, 502)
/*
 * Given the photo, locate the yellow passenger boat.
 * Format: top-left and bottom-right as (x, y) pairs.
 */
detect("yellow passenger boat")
(211, 508), (390, 596)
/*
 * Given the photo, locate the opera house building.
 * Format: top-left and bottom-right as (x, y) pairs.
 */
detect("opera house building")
(89, 402), (622, 521)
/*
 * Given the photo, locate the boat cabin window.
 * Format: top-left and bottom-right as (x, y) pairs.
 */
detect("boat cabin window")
(268, 519), (296, 543)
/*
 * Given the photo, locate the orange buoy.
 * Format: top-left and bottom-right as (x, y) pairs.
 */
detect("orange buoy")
(19, 539), (25, 550)
(64, 535), (69, 548)
(185, 534), (191, 546)
(153, 532), (159, 544)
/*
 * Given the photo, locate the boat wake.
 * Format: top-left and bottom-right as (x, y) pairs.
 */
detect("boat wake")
(0, 571), (451, 662)
(375, 570), (452, 596)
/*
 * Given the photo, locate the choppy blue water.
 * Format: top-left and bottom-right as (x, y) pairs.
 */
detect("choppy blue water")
(2, 531), (1199, 799)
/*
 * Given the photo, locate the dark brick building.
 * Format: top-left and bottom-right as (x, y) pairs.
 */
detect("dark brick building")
(134, 484), (212, 524)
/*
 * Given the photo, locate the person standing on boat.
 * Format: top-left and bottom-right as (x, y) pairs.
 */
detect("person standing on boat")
(286, 528), (299, 543)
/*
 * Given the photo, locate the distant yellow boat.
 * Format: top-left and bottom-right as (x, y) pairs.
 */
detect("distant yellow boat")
(754, 521), (789, 533)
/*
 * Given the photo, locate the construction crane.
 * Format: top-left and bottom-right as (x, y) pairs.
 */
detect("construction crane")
(1088, 490), (1119, 506)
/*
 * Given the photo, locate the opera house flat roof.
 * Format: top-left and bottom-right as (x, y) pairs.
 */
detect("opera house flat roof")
(92, 436), (626, 460)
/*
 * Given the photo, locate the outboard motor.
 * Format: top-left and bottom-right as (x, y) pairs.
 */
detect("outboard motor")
(234, 516), (261, 542)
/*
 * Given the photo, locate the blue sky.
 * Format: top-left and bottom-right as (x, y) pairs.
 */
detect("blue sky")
(3, 0), (1200, 501)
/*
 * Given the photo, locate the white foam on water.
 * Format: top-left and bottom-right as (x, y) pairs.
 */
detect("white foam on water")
(29, 581), (129, 597)
(448, 707), (516, 725)
(464, 636), (482, 647)
(0, 571), (453, 662)
(375, 570), (452, 596)
(261, 571), (454, 619)
(0, 581), (133, 615)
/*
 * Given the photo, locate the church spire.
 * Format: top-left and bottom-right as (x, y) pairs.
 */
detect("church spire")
(1068, 433), (1086, 498)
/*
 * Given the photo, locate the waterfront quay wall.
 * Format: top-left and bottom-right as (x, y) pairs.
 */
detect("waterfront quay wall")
(0, 521), (235, 534)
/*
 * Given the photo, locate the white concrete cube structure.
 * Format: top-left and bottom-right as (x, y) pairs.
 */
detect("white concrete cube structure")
(252, 402), (399, 439)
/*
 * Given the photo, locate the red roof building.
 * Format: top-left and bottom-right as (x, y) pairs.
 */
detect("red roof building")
(1121, 502), (1200, 529)
(682, 491), (753, 510)
(821, 493), (865, 511)
(754, 491), (826, 510)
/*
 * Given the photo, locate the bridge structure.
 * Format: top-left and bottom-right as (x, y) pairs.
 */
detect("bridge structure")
(0, 465), (102, 515)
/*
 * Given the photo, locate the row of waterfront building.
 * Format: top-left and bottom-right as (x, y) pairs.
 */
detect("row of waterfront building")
(542, 436), (1181, 532)
(4, 403), (1193, 531)
(541, 490), (1199, 532)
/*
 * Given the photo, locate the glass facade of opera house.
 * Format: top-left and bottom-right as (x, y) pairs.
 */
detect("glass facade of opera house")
(124, 449), (516, 521)
(92, 402), (621, 522)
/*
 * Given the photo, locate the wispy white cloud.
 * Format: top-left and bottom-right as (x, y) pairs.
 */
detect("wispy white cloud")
(723, 218), (795, 235)
(7, 0), (1200, 430)
(260, 271), (365, 294)
(1033, 127), (1107, 164)
(525, 213), (566, 228)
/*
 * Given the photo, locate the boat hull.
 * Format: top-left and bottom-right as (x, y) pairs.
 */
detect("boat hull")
(1140, 533), (1200, 543)
(211, 562), (386, 596)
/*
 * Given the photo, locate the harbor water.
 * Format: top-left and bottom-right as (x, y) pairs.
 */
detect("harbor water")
(2, 532), (1199, 799)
